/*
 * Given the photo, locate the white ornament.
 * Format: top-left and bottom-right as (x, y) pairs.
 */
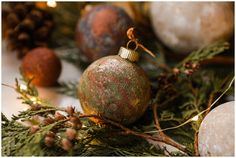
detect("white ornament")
(198, 101), (234, 156)
(150, 2), (234, 54)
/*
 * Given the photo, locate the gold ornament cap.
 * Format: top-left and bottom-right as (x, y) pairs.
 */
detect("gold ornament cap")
(118, 47), (139, 62)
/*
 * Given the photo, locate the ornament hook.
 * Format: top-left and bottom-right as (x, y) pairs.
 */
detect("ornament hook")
(126, 27), (156, 58)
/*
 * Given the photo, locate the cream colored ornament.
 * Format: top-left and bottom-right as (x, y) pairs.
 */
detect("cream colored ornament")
(150, 2), (234, 54)
(198, 101), (234, 156)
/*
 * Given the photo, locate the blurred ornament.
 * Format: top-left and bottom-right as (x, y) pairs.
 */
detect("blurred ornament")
(150, 2), (234, 54)
(198, 101), (234, 156)
(21, 47), (61, 87)
(76, 5), (133, 62)
(78, 45), (150, 125)
(2, 2), (55, 58)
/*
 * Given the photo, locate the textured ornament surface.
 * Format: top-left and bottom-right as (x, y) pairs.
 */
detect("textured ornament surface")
(21, 47), (61, 87)
(78, 55), (150, 124)
(150, 2), (234, 54)
(198, 101), (235, 156)
(76, 5), (133, 62)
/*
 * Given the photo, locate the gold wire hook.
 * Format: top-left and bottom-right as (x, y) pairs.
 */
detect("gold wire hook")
(126, 27), (156, 58)
(126, 40), (138, 51)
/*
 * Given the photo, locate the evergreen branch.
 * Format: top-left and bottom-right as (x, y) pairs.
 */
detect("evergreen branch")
(57, 81), (78, 98)
(176, 41), (230, 68)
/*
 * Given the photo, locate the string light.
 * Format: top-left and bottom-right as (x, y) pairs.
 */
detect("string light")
(145, 77), (235, 134)
(190, 115), (199, 121)
(20, 84), (27, 91)
(30, 97), (41, 104)
(47, 0), (57, 8)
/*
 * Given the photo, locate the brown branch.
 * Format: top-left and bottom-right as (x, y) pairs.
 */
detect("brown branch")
(205, 93), (214, 116)
(2, 83), (15, 89)
(194, 131), (200, 156)
(143, 55), (171, 72)
(200, 56), (234, 65)
(152, 103), (187, 153)
(79, 114), (188, 153)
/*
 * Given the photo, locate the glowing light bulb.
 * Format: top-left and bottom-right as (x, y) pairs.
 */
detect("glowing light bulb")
(47, 0), (57, 8)
(191, 115), (199, 121)
(20, 84), (27, 91)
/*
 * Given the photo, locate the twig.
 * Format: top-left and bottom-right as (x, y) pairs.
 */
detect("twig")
(201, 56), (234, 65)
(79, 113), (188, 153)
(194, 131), (199, 156)
(152, 103), (187, 153)
(143, 55), (171, 72)
(2, 83), (15, 89)
(205, 93), (214, 116)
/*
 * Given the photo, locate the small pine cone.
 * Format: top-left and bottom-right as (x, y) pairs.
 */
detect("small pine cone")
(61, 138), (72, 151)
(65, 128), (77, 140)
(3, 2), (55, 58)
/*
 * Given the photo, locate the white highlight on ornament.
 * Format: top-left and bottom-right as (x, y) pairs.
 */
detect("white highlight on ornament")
(20, 84), (27, 91)
(191, 115), (199, 121)
(47, 0), (57, 8)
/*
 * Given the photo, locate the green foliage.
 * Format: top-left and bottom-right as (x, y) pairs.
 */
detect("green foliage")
(57, 81), (78, 98)
(177, 41), (230, 68)
(2, 40), (234, 156)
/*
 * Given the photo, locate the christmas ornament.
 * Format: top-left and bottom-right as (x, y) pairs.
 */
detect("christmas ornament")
(78, 28), (153, 125)
(2, 2), (55, 58)
(21, 47), (62, 87)
(198, 101), (234, 156)
(76, 5), (133, 62)
(150, 2), (234, 54)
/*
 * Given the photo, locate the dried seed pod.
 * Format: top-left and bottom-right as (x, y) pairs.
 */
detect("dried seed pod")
(46, 131), (56, 138)
(172, 68), (180, 75)
(65, 106), (75, 116)
(44, 136), (54, 147)
(43, 116), (55, 125)
(65, 128), (77, 140)
(184, 69), (194, 75)
(69, 116), (81, 125)
(30, 125), (40, 133)
(30, 103), (42, 111)
(61, 138), (72, 151)
(54, 112), (66, 121)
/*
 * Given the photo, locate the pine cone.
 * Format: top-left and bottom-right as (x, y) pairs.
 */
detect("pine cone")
(2, 2), (55, 58)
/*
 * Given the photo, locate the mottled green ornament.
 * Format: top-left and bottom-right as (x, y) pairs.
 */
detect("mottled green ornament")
(78, 47), (150, 125)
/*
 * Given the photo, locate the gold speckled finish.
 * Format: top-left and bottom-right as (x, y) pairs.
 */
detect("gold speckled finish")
(78, 55), (150, 125)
